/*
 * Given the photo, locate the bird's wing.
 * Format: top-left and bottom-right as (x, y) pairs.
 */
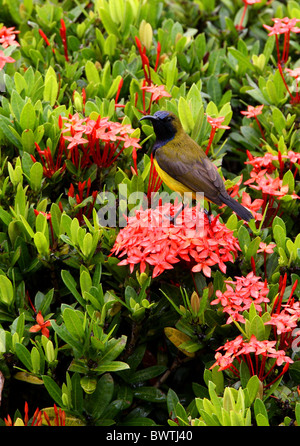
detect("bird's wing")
(154, 136), (226, 205)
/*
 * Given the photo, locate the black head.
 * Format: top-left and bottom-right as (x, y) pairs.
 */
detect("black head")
(140, 111), (181, 144)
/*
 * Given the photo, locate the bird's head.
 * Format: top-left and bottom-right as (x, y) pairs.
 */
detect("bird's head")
(140, 111), (182, 143)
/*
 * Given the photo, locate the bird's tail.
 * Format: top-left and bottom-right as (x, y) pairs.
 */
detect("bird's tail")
(220, 194), (253, 222)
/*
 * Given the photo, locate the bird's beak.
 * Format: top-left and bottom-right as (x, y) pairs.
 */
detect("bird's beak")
(139, 115), (157, 122)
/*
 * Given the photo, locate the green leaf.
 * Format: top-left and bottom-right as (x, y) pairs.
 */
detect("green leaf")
(273, 224), (286, 251)
(61, 270), (86, 307)
(106, 74), (122, 99)
(85, 60), (100, 85)
(238, 225), (251, 255)
(295, 402), (300, 426)
(42, 375), (63, 406)
(93, 361), (130, 373)
(167, 388), (180, 420)
(272, 108), (285, 135)
(256, 413), (269, 426)
(82, 232), (93, 258)
(50, 203), (61, 238)
(30, 162), (43, 192)
(239, 360), (251, 389)
(0, 275), (14, 306)
(129, 365), (167, 383)
(282, 169), (295, 195)
(20, 100), (36, 131)
(98, 7), (121, 38)
(80, 270), (92, 295)
(85, 373), (114, 419)
(228, 47), (255, 72)
(207, 76), (221, 105)
(246, 375), (260, 405)
(254, 398), (268, 421)
(63, 308), (85, 341)
(100, 335), (127, 363)
(245, 236), (261, 262)
(211, 366), (224, 395)
(15, 343), (32, 372)
(250, 315), (265, 340)
(21, 129), (35, 154)
(178, 96), (194, 133)
(34, 232), (49, 257)
(133, 386), (166, 403)
(43, 66), (58, 106)
(51, 320), (84, 353)
(14, 72), (27, 94)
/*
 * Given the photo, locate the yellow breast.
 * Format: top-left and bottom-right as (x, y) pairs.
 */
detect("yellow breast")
(153, 158), (195, 197)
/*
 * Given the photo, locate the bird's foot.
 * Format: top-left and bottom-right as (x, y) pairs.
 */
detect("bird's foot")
(164, 203), (187, 226)
(203, 208), (212, 225)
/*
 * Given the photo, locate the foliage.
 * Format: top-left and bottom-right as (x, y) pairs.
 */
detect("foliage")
(0, 0), (299, 427)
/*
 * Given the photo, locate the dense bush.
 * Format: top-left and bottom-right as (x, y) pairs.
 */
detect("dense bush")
(0, 0), (299, 427)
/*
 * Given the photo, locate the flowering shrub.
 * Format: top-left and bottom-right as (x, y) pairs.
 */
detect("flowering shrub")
(0, 0), (299, 429)
(112, 203), (240, 278)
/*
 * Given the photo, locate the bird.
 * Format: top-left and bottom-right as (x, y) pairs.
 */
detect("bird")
(140, 110), (253, 222)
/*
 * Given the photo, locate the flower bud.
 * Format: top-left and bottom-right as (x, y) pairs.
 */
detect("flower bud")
(45, 340), (55, 363)
(76, 22), (86, 39)
(139, 20), (153, 50)
(62, 392), (69, 407)
(73, 91), (83, 112)
(136, 270), (149, 287)
(191, 291), (200, 314)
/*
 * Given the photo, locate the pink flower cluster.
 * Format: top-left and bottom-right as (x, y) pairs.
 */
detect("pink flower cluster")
(0, 26), (20, 48)
(211, 334), (293, 373)
(245, 170), (300, 199)
(211, 272), (270, 323)
(245, 150), (300, 174)
(60, 113), (141, 170)
(111, 202), (241, 278)
(263, 17), (300, 37)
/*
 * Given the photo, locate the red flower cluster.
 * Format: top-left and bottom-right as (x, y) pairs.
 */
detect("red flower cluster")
(211, 272), (270, 324)
(60, 113), (141, 171)
(210, 334), (293, 382)
(31, 142), (66, 179)
(68, 178), (97, 223)
(4, 402), (65, 426)
(4, 402), (42, 426)
(134, 36), (170, 115)
(263, 17), (300, 37)
(267, 274), (299, 349)
(245, 169), (299, 199)
(0, 26), (20, 48)
(244, 150), (300, 224)
(111, 203), (240, 278)
(264, 17), (300, 103)
(246, 149), (300, 177)
(210, 273), (298, 386)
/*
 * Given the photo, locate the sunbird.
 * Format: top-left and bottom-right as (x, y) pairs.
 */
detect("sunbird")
(140, 110), (253, 222)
